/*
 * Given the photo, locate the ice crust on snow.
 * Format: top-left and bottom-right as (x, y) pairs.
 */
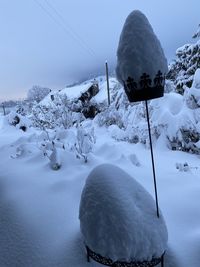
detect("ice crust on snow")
(116, 10), (168, 86)
(79, 164), (168, 262)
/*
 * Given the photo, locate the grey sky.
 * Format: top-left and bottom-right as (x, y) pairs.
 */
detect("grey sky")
(0, 0), (199, 101)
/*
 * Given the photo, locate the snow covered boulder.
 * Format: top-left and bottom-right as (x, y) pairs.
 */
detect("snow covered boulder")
(79, 164), (168, 265)
(116, 10), (168, 102)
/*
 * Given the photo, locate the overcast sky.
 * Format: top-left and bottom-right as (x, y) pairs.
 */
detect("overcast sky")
(0, 0), (199, 101)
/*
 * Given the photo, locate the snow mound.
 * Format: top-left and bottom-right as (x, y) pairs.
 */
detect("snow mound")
(79, 164), (168, 262)
(116, 10), (168, 86)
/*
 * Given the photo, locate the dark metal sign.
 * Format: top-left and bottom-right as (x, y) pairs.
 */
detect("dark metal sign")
(124, 71), (165, 102)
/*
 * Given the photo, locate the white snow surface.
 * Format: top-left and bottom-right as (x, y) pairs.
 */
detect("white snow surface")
(79, 164), (168, 262)
(1, 82), (200, 267)
(116, 10), (168, 85)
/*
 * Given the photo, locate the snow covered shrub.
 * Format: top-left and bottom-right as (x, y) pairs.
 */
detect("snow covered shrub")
(38, 130), (65, 170)
(74, 125), (96, 163)
(95, 87), (129, 129)
(7, 110), (31, 132)
(51, 94), (74, 129)
(149, 92), (200, 153)
(32, 105), (57, 129)
(31, 93), (83, 130)
(49, 147), (62, 170)
(8, 111), (20, 126)
(96, 104), (125, 128)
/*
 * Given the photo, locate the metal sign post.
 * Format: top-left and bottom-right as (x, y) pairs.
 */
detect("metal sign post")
(105, 61), (111, 106)
(123, 71), (165, 218)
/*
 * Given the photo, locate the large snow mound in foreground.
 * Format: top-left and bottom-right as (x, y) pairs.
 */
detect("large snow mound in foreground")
(79, 164), (168, 262)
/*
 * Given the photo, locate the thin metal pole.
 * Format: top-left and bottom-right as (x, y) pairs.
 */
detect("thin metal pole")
(145, 100), (160, 218)
(105, 61), (111, 106)
(2, 103), (6, 116)
(161, 254), (164, 267)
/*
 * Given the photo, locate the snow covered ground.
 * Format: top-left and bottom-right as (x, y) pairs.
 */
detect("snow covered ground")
(1, 112), (200, 267)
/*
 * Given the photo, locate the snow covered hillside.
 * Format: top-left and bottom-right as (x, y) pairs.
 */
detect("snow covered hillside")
(1, 73), (200, 267)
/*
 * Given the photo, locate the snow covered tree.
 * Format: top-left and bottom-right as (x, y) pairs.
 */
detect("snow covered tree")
(167, 24), (200, 93)
(27, 85), (51, 103)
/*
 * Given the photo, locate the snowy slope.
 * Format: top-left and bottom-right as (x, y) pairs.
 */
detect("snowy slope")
(40, 76), (118, 107)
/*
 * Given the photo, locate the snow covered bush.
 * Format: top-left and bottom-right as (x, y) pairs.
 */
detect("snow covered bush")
(7, 110), (31, 132)
(27, 85), (51, 103)
(31, 93), (83, 130)
(96, 104), (125, 129)
(95, 87), (129, 129)
(32, 104), (58, 129)
(95, 85), (200, 154)
(38, 129), (65, 170)
(74, 125), (96, 163)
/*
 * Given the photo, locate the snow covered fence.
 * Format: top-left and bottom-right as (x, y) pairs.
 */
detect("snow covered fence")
(79, 164), (168, 266)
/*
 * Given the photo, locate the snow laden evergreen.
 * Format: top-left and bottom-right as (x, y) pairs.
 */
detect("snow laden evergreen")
(116, 10), (168, 88)
(79, 164), (168, 262)
(167, 24), (200, 93)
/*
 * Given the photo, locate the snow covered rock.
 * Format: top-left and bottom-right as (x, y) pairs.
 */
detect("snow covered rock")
(116, 10), (168, 102)
(79, 164), (168, 262)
